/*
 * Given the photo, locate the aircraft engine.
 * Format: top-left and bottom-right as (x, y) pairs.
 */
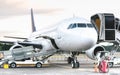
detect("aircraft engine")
(39, 39), (55, 51)
(85, 44), (105, 60)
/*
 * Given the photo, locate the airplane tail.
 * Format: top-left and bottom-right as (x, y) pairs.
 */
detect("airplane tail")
(3, 8), (37, 40)
(31, 8), (36, 32)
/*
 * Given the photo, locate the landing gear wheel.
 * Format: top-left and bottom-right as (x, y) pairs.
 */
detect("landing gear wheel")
(36, 62), (42, 68)
(76, 62), (80, 68)
(71, 61), (79, 68)
(67, 57), (73, 64)
(70, 52), (80, 68)
(10, 62), (16, 68)
(71, 61), (75, 68)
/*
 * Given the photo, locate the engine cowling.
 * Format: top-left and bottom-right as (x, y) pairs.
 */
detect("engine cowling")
(38, 39), (55, 52)
(85, 44), (105, 60)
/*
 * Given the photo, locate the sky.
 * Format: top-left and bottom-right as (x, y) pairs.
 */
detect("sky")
(0, 0), (120, 40)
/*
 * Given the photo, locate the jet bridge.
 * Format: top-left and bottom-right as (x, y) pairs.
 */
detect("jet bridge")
(91, 13), (116, 42)
(91, 13), (120, 67)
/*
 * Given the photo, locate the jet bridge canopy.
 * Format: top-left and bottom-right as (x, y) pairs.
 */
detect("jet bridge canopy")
(91, 13), (116, 42)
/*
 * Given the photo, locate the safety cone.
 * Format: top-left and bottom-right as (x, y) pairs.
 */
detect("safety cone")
(94, 64), (99, 72)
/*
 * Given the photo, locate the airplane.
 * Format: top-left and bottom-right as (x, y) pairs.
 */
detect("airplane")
(0, 9), (118, 68)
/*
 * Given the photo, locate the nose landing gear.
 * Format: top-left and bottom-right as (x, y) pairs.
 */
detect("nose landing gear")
(67, 52), (80, 68)
(71, 58), (79, 68)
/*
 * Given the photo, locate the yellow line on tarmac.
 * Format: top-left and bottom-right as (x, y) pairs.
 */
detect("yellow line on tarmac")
(16, 64), (50, 67)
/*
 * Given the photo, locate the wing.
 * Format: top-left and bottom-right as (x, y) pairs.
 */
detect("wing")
(0, 40), (42, 49)
(4, 36), (27, 39)
(0, 40), (15, 44)
(18, 41), (42, 49)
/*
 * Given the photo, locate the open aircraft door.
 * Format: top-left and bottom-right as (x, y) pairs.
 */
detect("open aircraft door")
(91, 13), (116, 42)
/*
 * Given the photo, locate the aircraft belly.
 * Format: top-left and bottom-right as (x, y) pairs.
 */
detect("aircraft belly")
(60, 42), (93, 51)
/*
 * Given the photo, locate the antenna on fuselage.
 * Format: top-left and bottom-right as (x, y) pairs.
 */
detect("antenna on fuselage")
(73, 13), (76, 18)
(31, 8), (36, 32)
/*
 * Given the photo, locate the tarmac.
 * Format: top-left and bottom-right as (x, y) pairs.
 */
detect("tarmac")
(0, 54), (120, 75)
(0, 61), (120, 75)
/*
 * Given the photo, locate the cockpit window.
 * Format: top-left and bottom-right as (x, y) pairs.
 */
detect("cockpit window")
(78, 23), (86, 27)
(67, 24), (73, 29)
(72, 24), (77, 28)
(87, 24), (94, 27)
(68, 23), (86, 29)
(68, 23), (94, 29)
(68, 23), (77, 29)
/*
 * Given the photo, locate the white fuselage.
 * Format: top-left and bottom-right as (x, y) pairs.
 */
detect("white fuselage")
(27, 17), (98, 52)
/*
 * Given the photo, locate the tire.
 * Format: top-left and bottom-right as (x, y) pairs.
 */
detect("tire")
(67, 57), (72, 64)
(71, 61), (79, 68)
(10, 62), (16, 68)
(36, 62), (42, 68)
(108, 62), (113, 68)
(76, 62), (80, 68)
(71, 61), (75, 68)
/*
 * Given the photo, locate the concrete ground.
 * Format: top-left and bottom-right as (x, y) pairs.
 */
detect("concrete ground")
(0, 62), (120, 75)
(0, 53), (120, 75)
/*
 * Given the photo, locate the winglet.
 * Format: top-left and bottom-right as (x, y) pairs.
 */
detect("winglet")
(31, 8), (36, 32)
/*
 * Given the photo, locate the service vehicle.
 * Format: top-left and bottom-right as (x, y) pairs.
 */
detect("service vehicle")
(108, 57), (120, 68)
(8, 60), (43, 68)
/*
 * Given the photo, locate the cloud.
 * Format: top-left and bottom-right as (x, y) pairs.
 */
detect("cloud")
(0, 0), (26, 18)
(0, 0), (63, 19)
(0, 0), (24, 8)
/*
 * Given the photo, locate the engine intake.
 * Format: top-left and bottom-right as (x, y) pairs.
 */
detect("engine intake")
(86, 44), (105, 60)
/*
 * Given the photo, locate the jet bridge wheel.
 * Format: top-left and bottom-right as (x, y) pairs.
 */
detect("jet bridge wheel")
(10, 62), (17, 68)
(108, 62), (113, 68)
(35, 62), (42, 68)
